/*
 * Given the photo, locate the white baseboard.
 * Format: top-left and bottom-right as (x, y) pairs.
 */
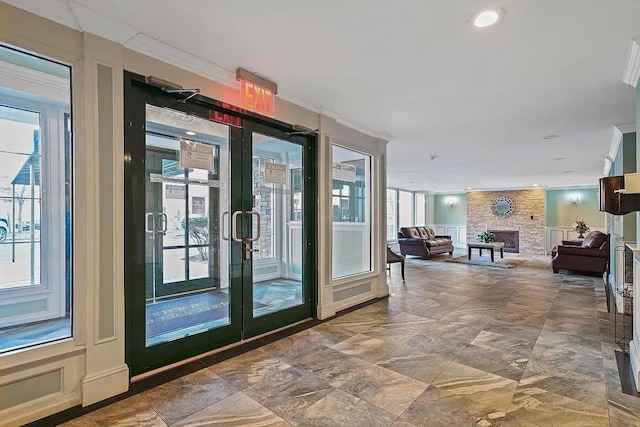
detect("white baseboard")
(630, 340), (640, 390)
(82, 363), (129, 406)
(317, 302), (336, 320)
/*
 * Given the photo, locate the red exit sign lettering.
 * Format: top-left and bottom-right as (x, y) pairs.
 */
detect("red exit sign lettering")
(240, 79), (275, 117)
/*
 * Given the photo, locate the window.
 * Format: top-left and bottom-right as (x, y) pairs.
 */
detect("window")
(398, 190), (413, 227)
(386, 189), (397, 241)
(0, 45), (72, 353)
(415, 193), (426, 225)
(332, 145), (371, 278)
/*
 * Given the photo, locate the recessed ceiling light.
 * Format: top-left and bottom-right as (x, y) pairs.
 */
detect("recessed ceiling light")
(472, 9), (504, 28)
(533, 184), (539, 187)
(543, 134), (559, 140)
(466, 187), (472, 190)
(185, 131), (196, 136)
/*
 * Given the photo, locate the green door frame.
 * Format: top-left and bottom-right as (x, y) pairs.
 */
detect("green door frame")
(124, 71), (317, 377)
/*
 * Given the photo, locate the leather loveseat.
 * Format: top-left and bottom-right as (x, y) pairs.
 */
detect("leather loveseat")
(551, 231), (610, 275)
(397, 226), (454, 259)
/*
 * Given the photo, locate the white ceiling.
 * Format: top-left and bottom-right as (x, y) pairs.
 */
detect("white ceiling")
(4, 0), (640, 192)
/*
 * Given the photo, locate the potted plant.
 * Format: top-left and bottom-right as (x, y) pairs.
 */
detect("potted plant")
(477, 231), (496, 243)
(572, 218), (589, 239)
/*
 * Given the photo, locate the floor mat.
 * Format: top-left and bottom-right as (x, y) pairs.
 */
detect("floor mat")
(146, 292), (265, 338)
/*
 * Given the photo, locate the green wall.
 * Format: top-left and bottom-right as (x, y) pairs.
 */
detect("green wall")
(545, 188), (604, 227)
(434, 193), (466, 224)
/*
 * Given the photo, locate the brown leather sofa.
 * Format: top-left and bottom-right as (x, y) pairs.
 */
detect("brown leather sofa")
(397, 226), (454, 259)
(551, 231), (610, 275)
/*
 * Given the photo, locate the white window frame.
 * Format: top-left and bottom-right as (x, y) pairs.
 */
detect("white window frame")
(0, 93), (70, 327)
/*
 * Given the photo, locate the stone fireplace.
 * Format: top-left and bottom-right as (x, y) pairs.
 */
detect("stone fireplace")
(488, 230), (520, 253)
(466, 189), (545, 255)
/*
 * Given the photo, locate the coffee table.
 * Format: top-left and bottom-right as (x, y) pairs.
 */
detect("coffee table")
(467, 241), (505, 262)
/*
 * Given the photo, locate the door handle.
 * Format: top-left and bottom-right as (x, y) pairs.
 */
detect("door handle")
(231, 211), (243, 242)
(245, 210), (261, 242)
(160, 213), (168, 233)
(221, 211), (229, 241)
(145, 213), (155, 233)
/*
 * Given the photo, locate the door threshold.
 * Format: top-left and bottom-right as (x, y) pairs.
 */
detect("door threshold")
(131, 317), (315, 383)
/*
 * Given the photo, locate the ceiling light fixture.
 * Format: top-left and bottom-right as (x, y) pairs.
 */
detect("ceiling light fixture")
(533, 184), (539, 187)
(472, 9), (504, 28)
(185, 131), (196, 136)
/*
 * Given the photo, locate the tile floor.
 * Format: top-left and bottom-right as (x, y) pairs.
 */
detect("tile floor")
(55, 253), (640, 426)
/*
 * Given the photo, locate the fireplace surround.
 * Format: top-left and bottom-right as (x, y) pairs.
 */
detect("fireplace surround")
(488, 230), (520, 253)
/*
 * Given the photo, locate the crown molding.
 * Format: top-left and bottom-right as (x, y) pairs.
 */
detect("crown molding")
(616, 122), (637, 134)
(125, 34), (238, 88)
(604, 126), (623, 176)
(623, 37), (640, 87)
(2, 0), (82, 30)
(319, 107), (393, 141)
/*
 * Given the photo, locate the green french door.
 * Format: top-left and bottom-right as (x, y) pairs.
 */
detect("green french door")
(124, 72), (316, 376)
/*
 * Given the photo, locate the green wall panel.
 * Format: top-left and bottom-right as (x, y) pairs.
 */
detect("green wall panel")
(434, 193), (466, 224)
(545, 188), (604, 227)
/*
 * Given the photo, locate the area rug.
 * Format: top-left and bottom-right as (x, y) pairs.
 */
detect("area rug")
(444, 255), (525, 269)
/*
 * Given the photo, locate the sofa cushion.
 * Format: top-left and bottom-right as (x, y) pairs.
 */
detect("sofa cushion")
(417, 227), (430, 239)
(425, 227), (436, 239)
(581, 232), (607, 249)
(401, 227), (420, 238)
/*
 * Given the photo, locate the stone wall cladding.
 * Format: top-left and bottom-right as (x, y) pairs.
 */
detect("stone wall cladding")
(466, 189), (546, 255)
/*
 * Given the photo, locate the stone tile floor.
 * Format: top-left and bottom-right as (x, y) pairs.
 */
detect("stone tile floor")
(60, 254), (640, 426)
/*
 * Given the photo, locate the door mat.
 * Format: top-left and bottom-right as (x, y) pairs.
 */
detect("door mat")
(146, 291), (265, 337)
(445, 255), (524, 269)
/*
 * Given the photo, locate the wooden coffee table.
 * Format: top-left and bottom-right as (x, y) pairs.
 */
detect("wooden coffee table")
(467, 241), (505, 262)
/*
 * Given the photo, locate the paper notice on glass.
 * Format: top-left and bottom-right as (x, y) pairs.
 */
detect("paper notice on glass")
(332, 162), (343, 180)
(179, 140), (214, 171)
(264, 162), (287, 184)
(341, 163), (357, 182)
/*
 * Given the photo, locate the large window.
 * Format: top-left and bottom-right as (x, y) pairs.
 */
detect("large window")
(386, 189), (397, 241)
(0, 45), (72, 353)
(415, 193), (426, 225)
(332, 145), (371, 278)
(398, 190), (413, 227)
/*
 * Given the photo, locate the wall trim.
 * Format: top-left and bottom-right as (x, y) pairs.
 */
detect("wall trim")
(81, 363), (129, 406)
(317, 302), (336, 320)
(0, 394), (79, 427)
(617, 122), (637, 134)
(333, 292), (376, 313)
(604, 126), (623, 176)
(623, 37), (640, 87)
(320, 107), (393, 141)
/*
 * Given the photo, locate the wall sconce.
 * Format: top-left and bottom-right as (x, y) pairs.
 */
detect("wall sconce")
(445, 197), (458, 207)
(569, 193), (581, 207)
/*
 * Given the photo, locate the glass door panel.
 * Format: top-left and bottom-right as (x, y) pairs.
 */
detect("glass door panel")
(240, 121), (314, 339)
(144, 104), (231, 347)
(251, 132), (303, 317)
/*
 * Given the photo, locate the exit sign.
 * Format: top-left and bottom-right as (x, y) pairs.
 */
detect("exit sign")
(240, 79), (275, 117)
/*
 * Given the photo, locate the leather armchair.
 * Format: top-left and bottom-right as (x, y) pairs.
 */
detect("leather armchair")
(552, 231), (610, 275)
